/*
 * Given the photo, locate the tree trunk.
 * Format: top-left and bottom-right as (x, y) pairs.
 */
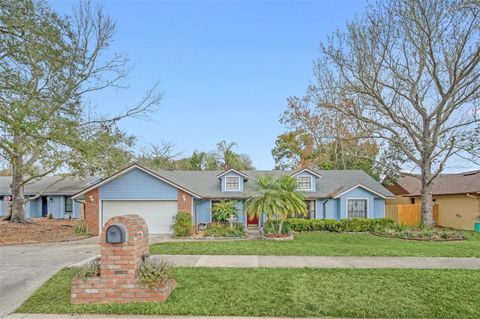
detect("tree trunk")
(10, 156), (26, 223)
(278, 219), (283, 235)
(420, 164), (434, 227)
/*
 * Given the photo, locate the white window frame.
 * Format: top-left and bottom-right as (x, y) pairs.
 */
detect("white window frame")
(296, 175), (313, 191)
(346, 198), (369, 219)
(224, 176), (240, 191)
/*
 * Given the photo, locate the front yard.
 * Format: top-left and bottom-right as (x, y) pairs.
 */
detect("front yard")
(151, 232), (480, 257)
(18, 267), (480, 318)
(0, 218), (89, 245)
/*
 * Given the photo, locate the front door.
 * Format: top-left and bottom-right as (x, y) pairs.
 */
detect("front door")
(247, 213), (259, 226)
(41, 197), (48, 217)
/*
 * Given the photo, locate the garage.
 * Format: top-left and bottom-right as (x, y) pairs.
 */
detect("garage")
(102, 200), (177, 234)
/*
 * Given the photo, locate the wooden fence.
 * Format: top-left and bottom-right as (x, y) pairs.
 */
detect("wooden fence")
(385, 204), (439, 226)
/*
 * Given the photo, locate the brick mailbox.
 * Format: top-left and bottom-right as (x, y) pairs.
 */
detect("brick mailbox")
(71, 214), (175, 304)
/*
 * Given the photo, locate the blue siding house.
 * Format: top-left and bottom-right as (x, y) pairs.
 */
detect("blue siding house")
(0, 176), (98, 219)
(73, 164), (393, 234)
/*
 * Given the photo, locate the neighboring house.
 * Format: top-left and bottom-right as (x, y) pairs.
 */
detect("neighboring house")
(0, 176), (100, 219)
(384, 171), (480, 230)
(72, 163), (393, 235)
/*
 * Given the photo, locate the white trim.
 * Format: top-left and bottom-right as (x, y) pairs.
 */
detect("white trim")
(332, 184), (387, 199)
(72, 164), (201, 199)
(216, 169), (248, 179)
(99, 199), (103, 235)
(224, 176), (241, 191)
(346, 198), (369, 219)
(291, 168), (322, 178)
(296, 175), (313, 191)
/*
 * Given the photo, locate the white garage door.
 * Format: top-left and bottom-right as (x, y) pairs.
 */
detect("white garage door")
(102, 200), (177, 234)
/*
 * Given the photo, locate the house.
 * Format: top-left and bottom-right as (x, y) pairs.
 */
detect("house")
(384, 171), (480, 230)
(0, 176), (99, 219)
(72, 163), (393, 235)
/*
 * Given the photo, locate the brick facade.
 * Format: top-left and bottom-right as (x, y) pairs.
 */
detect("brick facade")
(177, 189), (192, 213)
(84, 188), (100, 235)
(71, 214), (175, 304)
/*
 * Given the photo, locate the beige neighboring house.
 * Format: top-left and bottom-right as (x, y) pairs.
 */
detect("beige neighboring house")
(385, 171), (480, 230)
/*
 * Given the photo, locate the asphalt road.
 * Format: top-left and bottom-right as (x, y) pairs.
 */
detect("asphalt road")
(0, 237), (99, 318)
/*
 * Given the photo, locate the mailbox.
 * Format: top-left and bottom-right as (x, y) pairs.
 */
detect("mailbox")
(106, 224), (127, 244)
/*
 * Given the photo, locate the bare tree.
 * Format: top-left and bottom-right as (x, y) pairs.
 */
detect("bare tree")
(0, 1), (162, 222)
(309, 0), (480, 225)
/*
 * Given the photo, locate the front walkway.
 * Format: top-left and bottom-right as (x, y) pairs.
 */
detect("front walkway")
(153, 254), (480, 269)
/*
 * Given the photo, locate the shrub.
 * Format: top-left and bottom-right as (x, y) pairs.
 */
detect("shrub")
(47, 213), (53, 219)
(138, 259), (174, 288)
(172, 211), (192, 237)
(287, 218), (395, 233)
(212, 200), (239, 222)
(76, 259), (100, 278)
(263, 219), (291, 235)
(204, 222), (245, 237)
(75, 221), (86, 234)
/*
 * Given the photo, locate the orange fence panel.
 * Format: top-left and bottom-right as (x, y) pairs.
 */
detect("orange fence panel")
(385, 204), (439, 226)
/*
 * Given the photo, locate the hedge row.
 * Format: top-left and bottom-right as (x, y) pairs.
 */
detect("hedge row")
(286, 218), (395, 233)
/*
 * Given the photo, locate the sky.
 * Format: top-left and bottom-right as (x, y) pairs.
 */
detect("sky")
(49, 0), (368, 170)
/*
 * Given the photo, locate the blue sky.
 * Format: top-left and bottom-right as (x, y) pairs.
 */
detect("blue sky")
(50, 0), (367, 169)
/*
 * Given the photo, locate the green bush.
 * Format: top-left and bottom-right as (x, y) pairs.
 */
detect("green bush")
(74, 221), (86, 234)
(204, 222), (245, 237)
(287, 218), (395, 233)
(172, 211), (193, 237)
(138, 259), (174, 288)
(47, 213), (53, 220)
(212, 200), (239, 222)
(76, 259), (100, 278)
(263, 219), (292, 235)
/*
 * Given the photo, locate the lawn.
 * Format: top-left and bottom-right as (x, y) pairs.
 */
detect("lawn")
(150, 232), (480, 257)
(18, 267), (480, 318)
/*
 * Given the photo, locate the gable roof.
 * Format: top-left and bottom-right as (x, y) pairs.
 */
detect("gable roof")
(72, 164), (202, 199)
(216, 169), (249, 180)
(291, 168), (322, 178)
(0, 175), (99, 196)
(151, 168), (393, 199)
(1, 164), (394, 200)
(389, 170), (480, 197)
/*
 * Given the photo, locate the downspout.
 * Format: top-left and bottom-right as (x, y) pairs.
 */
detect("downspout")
(74, 199), (85, 220)
(322, 200), (328, 220)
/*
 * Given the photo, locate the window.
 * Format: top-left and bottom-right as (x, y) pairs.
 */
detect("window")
(225, 176), (240, 191)
(297, 176), (312, 190)
(347, 199), (368, 218)
(65, 197), (73, 213)
(306, 200), (316, 218)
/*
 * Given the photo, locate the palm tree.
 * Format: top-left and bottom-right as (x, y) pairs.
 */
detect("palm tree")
(216, 140), (239, 170)
(245, 175), (307, 235)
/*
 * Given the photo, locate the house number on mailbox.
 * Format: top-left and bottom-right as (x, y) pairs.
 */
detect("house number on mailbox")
(106, 224), (127, 243)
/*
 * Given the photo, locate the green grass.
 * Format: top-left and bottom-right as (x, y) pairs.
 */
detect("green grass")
(150, 232), (480, 257)
(18, 267), (480, 318)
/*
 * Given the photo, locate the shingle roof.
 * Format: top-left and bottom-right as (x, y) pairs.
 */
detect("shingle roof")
(153, 169), (394, 199)
(0, 175), (100, 196)
(394, 171), (480, 196)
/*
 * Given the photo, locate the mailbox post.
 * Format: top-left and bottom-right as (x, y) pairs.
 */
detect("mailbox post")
(71, 214), (175, 304)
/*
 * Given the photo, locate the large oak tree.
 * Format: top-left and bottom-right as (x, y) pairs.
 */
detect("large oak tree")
(0, 1), (161, 222)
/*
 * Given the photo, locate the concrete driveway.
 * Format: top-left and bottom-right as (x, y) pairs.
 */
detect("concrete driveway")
(0, 237), (100, 318)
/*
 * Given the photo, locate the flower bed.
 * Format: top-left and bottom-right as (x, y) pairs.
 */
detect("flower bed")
(204, 222), (246, 238)
(373, 226), (466, 241)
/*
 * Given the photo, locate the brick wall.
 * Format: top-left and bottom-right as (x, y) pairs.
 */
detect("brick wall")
(177, 189), (192, 213)
(84, 188), (100, 235)
(71, 214), (175, 304)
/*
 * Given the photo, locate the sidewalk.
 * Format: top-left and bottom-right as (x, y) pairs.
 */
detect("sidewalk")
(150, 254), (480, 269)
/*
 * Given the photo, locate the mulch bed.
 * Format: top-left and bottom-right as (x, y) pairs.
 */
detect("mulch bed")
(0, 218), (89, 246)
